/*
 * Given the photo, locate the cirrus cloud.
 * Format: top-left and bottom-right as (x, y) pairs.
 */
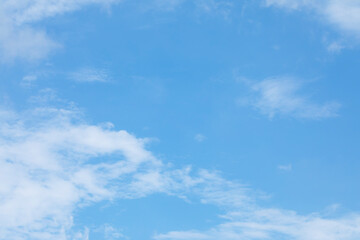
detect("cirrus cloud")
(239, 77), (340, 120)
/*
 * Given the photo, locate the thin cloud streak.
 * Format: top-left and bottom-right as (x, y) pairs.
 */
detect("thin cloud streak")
(278, 164), (292, 171)
(240, 77), (340, 120)
(194, 133), (206, 142)
(69, 68), (110, 82)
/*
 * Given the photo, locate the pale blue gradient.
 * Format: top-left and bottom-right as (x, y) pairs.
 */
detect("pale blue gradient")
(1, 1), (360, 239)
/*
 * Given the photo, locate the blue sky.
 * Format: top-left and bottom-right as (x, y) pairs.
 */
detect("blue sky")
(1, 0), (360, 239)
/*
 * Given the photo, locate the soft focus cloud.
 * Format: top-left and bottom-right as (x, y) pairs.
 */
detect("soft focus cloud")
(265, 0), (360, 40)
(194, 133), (206, 142)
(21, 74), (38, 87)
(0, 0), (236, 62)
(69, 68), (110, 82)
(278, 164), (292, 171)
(0, 18), (58, 62)
(0, 0), (119, 62)
(240, 77), (340, 119)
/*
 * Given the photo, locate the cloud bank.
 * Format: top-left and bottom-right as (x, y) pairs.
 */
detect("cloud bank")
(0, 103), (358, 239)
(0, 106), (156, 239)
(0, 105), (251, 239)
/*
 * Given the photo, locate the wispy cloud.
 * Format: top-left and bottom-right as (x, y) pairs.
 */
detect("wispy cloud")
(148, 0), (185, 11)
(0, 19), (59, 62)
(69, 68), (110, 82)
(327, 41), (346, 53)
(195, 0), (234, 19)
(103, 225), (127, 240)
(0, 101), (359, 239)
(194, 133), (206, 142)
(0, 0), (119, 62)
(278, 164), (292, 171)
(0, 0), (235, 62)
(141, 0), (233, 16)
(0, 101), (251, 239)
(240, 77), (340, 120)
(0, 105), (158, 239)
(264, 0), (360, 46)
(20, 74), (38, 87)
(155, 208), (360, 240)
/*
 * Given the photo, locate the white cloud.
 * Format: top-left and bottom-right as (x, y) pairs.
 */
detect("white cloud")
(327, 41), (346, 53)
(264, 0), (360, 40)
(1, 0), (118, 25)
(148, 0), (185, 11)
(0, 103), (252, 239)
(241, 77), (340, 119)
(21, 74), (38, 87)
(1, 102), (359, 240)
(155, 209), (360, 240)
(156, 231), (209, 239)
(278, 164), (292, 171)
(69, 68), (110, 82)
(325, 1), (360, 35)
(0, 18), (59, 62)
(0, 0), (236, 62)
(194, 133), (206, 142)
(141, 0), (232, 15)
(264, 0), (318, 10)
(103, 225), (126, 239)
(0, 106), (157, 239)
(195, 0), (234, 18)
(0, 0), (119, 62)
